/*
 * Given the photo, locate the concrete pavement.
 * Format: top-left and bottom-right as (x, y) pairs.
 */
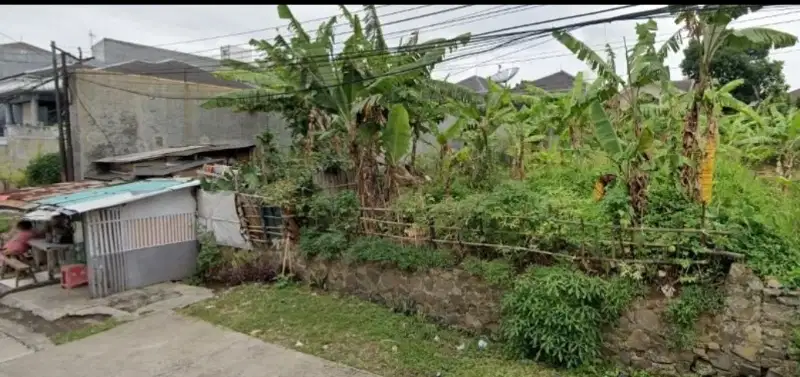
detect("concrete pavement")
(0, 311), (378, 377)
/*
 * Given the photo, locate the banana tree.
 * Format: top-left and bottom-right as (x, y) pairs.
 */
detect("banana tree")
(204, 4), (469, 208)
(735, 104), (800, 180)
(673, 5), (797, 198)
(429, 117), (467, 197)
(554, 20), (682, 225)
(447, 80), (517, 183)
(589, 101), (656, 225)
(506, 97), (549, 179)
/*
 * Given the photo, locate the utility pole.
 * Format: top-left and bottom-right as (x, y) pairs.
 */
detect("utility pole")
(50, 41), (69, 182)
(61, 52), (74, 181)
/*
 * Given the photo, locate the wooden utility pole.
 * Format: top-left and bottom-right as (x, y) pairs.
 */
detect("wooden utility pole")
(60, 52), (74, 181)
(50, 41), (69, 182)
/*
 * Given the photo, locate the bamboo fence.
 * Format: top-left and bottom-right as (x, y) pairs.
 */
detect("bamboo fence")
(357, 207), (743, 267)
(225, 190), (743, 268)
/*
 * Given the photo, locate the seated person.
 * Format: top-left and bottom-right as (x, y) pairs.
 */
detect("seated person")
(50, 215), (74, 244)
(2, 220), (42, 258)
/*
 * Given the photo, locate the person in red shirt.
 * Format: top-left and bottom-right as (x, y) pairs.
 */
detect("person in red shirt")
(2, 220), (41, 258)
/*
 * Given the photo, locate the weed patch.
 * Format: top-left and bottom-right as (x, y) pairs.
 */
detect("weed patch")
(51, 319), (120, 345)
(663, 284), (725, 349)
(343, 237), (455, 272)
(462, 256), (515, 288)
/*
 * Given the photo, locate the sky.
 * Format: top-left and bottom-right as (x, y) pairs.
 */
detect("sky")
(2, 5), (800, 89)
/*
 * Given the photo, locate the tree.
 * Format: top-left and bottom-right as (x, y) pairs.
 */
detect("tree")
(680, 39), (789, 105)
(203, 5), (470, 209)
(673, 5), (796, 200)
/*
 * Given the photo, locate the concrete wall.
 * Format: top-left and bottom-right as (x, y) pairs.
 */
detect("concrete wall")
(69, 69), (291, 180)
(91, 39), (222, 70)
(0, 44), (51, 78)
(0, 125), (59, 171)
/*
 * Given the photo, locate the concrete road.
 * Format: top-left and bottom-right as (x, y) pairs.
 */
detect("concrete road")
(0, 311), (378, 377)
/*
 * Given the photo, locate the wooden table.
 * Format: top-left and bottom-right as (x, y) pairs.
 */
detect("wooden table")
(27, 239), (72, 280)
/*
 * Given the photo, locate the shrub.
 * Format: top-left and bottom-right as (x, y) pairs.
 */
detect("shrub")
(304, 190), (360, 235)
(214, 251), (277, 286)
(192, 230), (275, 286)
(462, 256), (515, 287)
(663, 284), (725, 349)
(298, 229), (350, 260)
(344, 237), (455, 272)
(501, 266), (639, 368)
(193, 231), (225, 283)
(25, 152), (62, 186)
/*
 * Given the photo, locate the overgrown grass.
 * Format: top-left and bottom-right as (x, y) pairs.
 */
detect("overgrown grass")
(392, 151), (800, 286)
(462, 256), (515, 288)
(182, 284), (574, 377)
(663, 284), (726, 350)
(51, 319), (120, 345)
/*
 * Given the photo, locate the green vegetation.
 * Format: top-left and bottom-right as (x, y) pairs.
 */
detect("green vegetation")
(51, 319), (120, 345)
(343, 237), (454, 272)
(663, 285), (726, 350)
(501, 267), (639, 368)
(462, 256), (515, 288)
(24, 152), (62, 186)
(183, 283), (645, 377)
(190, 230), (276, 286)
(299, 231), (454, 272)
(193, 4), (800, 372)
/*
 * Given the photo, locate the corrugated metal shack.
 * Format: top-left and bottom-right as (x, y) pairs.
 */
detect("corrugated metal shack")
(22, 178), (200, 298)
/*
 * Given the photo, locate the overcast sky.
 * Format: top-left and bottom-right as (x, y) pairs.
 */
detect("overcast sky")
(2, 5), (800, 89)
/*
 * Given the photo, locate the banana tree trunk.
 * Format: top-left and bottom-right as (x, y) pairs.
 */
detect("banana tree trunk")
(410, 125), (419, 169)
(681, 87), (705, 200)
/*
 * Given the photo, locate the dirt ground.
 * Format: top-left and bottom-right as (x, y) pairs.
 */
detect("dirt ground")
(0, 303), (109, 340)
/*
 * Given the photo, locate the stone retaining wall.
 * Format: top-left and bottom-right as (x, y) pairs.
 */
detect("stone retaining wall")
(606, 264), (799, 377)
(291, 257), (503, 332)
(283, 253), (798, 377)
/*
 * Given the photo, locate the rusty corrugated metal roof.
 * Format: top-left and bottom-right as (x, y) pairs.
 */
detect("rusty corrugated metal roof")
(0, 181), (108, 209)
(93, 143), (254, 164)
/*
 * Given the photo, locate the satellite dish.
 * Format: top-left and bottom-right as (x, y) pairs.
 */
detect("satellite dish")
(490, 67), (520, 84)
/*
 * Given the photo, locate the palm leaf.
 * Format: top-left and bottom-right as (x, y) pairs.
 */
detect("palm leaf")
(727, 27), (798, 50)
(212, 69), (290, 88)
(589, 101), (623, 159)
(552, 30), (624, 85)
(201, 88), (281, 110)
(277, 5), (310, 43)
(382, 104), (412, 164)
(363, 4), (388, 52)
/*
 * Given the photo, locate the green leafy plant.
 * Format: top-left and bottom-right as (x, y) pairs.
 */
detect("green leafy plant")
(304, 190), (360, 235)
(501, 266), (639, 368)
(343, 237), (455, 272)
(298, 229), (350, 260)
(461, 256), (515, 288)
(663, 284), (725, 349)
(191, 230), (225, 284)
(24, 152), (62, 186)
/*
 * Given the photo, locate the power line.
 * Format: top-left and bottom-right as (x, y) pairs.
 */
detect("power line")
(70, 5), (651, 77)
(197, 4), (796, 62)
(147, 4), (397, 48)
(173, 5), (550, 59)
(71, 5), (697, 101)
(65, 6), (797, 85)
(73, 10), (800, 92)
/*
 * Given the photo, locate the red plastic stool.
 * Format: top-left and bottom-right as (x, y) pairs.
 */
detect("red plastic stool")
(61, 264), (88, 289)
